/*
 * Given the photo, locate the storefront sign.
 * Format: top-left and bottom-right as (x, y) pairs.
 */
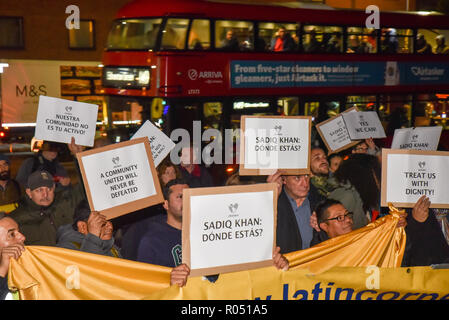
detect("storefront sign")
(381, 148), (449, 208)
(182, 183), (277, 277)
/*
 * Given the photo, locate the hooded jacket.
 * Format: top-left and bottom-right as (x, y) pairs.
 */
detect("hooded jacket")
(9, 184), (85, 246)
(56, 224), (121, 258)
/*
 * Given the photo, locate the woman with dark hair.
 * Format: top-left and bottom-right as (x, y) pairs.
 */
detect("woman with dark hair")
(327, 153), (381, 230)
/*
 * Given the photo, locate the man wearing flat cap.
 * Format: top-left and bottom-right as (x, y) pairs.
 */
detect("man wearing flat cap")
(9, 170), (85, 246)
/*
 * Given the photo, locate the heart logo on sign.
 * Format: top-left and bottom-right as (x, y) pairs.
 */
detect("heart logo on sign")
(228, 203), (238, 213)
(65, 106), (72, 113)
(274, 125), (282, 136)
(418, 161), (426, 169)
(112, 157), (120, 165)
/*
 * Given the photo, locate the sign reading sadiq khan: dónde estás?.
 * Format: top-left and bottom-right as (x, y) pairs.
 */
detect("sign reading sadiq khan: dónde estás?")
(182, 183), (277, 277)
(381, 148), (449, 208)
(76, 138), (164, 220)
(239, 115), (311, 175)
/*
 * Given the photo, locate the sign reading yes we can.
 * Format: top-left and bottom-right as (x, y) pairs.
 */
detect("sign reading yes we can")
(35, 96), (98, 147)
(343, 111), (386, 140)
(381, 148), (449, 208)
(239, 115), (311, 175)
(316, 106), (359, 154)
(76, 138), (163, 220)
(391, 126), (442, 151)
(182, 183), (277, 277)
(131, 120), (175, 167)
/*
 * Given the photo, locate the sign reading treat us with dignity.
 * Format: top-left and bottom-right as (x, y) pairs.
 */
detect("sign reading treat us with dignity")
(182, 183), (277, 277)
(239, 115), (311, 175)
(76, 138), (163, 220)
(35, 95), (98, 147)
(315, 106), (360, 154)
(343, 111), (386, 140)
(131, 120), (176, 167)
(381, 148), (449, 208)
(391, 126), (442, 151)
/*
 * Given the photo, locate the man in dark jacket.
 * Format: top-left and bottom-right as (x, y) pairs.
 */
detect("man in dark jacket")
(268, 170), (325, 254)
(0, 212), (26, 300)
(9, 170), (85, 246)
(56, 200), (120, 258)
(0, 154), (21, 214)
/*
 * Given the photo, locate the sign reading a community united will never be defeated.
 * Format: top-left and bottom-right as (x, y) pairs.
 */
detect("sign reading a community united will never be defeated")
(381, 148), (449, 208)
(239, 115), (311, 175)
(76, 138), (163, 220)
(35, 95), (98, 147)
(182, 183), (277, 277)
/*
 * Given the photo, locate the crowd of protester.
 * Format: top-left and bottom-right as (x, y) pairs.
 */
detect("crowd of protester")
(1, 133), (449, 299)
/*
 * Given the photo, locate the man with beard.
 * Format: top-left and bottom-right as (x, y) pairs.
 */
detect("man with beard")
(310, 147), (333, 197)
(9, 170), (84, 246)
(0, 154), (21, 214)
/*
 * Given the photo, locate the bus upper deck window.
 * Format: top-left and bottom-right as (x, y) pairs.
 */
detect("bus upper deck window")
(161, 18), (189, 50)
(215, 20), (254, 51)
(106, 18), (162, 50)
(188, 19), (210, 50)
(346, 27), (377, 54)
(303, 25), (343, 54)
(380, 28), (413, 54)
(258, 22), (299, 52)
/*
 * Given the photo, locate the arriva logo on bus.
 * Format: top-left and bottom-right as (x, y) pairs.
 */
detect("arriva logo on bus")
(188, 68), (223, 81)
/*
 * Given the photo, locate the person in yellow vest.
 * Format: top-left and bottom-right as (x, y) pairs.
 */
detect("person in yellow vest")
(0, 154), (21, 214)
(56, 200), (121, 258)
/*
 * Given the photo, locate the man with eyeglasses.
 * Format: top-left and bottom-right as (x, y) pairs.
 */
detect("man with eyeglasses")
(311, 199), (354, 246)
(267, 170), (324, 254)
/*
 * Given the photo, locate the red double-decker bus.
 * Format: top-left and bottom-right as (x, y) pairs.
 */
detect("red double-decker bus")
(101, 0), (449, 172)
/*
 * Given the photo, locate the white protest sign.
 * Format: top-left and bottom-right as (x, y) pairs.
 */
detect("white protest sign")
(35, 96), (98, 147)
(343, 111), (386, 140)
(182, 183), (277, 277)
(239, 115), (311, 175)
(391, 126), (442, 151)
(316, 107), (359, 154)
(381, 149), (449, 208)
(131, 120), (175, 167)
(76, 138), (163, 219)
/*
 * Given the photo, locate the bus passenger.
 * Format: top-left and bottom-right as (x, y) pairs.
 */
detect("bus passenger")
(221, 30), (239, 51)
(416, 33), (432, 54)
(270, 26), (296, 52)
(325, 32), (342, 53)
(304, 28), (321, 53)
(381, 28), (398, 54)
(347, 35), (362, 53)
(435, 35), (449, 54)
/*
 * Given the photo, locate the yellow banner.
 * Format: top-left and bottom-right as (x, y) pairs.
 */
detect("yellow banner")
(7, 213), (449, 300)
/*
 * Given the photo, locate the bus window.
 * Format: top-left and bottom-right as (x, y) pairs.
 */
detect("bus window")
(161, 18), (189, 50)
(106, 18), (162, 50)
(203, 102), (222, 130)
(303, 25), (343, 54)
(215, 20), (254, 51)
(258, 22), (299, 52)
(380, 28), (413, 54)
(347, 27), (377, 54)
(188, 19), (210, 50)
(417, 29), (449, 54)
